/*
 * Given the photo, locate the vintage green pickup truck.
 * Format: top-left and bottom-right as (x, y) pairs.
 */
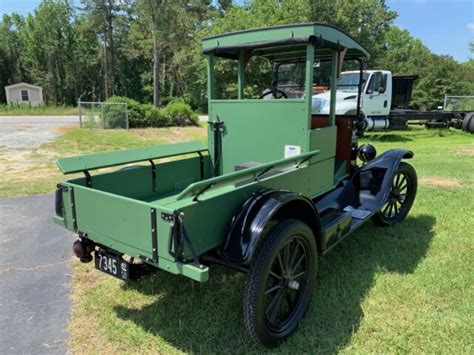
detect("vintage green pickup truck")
(53, 23), (417, 347)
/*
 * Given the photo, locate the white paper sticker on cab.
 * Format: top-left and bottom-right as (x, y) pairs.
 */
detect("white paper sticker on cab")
(284, 145), (301, 159)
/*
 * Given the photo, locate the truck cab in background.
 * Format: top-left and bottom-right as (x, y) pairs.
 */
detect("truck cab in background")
(312, 70), (394, 130)
(363, 70), (392, 116)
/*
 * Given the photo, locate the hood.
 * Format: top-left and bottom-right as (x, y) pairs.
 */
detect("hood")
(311, 90), (358, 114)
(312, 90), (358, 101)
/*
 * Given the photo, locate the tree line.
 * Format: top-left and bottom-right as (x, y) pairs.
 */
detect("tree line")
(1, 0), (473, 111)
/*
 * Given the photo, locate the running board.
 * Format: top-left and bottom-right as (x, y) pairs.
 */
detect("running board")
(320, 206), (374, 255)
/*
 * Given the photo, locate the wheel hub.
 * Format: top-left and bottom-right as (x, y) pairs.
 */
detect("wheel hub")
(281, 275), (300, 290)
(287, 279), (300, 290)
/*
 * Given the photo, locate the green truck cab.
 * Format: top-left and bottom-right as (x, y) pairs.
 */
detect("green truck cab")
(53, 23), (417, 347)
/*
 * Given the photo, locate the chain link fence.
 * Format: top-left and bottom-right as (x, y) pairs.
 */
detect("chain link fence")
(78, 101), (129, 129)
(443, 95), (474, 112)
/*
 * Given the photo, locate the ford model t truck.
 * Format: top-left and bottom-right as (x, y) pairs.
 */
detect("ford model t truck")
(53, 24), (417, 347)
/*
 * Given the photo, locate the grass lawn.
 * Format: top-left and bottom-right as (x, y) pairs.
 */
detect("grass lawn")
(1, 126), (472, 352)
(0, 104), (78, 116)
(66, 128), (473, 353)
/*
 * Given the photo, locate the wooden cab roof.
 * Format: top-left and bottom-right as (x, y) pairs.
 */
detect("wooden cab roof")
(202, 23), (370, 61)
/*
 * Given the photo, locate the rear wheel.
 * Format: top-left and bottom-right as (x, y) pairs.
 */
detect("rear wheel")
(462, 112), (474, 133)
(243, 219), (318, 348)
(373, 162), (417, 226)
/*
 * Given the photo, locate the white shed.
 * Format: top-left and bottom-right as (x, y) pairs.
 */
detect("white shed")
(5, 83), (44, 106)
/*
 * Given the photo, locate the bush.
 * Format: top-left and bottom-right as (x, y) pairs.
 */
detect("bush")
(106, 96), (146, 128)
(162, 99), (199, 126)
(105, 96), (198, 128)
(102, 104), (127, 128)
(141, 103), (169, 127)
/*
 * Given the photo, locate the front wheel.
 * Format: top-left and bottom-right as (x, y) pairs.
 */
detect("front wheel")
(373, 162), (417, 226)
(243, 219), (318, 348)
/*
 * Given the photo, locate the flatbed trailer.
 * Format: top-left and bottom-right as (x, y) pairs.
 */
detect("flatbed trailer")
(370, 78), (473, 132)
(387, 109), (469, 130)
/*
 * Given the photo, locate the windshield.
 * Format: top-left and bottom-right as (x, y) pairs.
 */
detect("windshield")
(251, 63), (368, 99)
(337, 72), (368, 92)
(276, 63), (305, 98)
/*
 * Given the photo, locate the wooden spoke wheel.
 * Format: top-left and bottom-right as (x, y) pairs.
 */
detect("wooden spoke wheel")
(243, 219), (318, 348)
(373, 162), (417, 226)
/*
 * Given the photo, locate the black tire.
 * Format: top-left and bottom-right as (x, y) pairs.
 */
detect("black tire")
(373, 162), (417, 226)
(462, 112), (474, 133)
(243, 219), (318, 348)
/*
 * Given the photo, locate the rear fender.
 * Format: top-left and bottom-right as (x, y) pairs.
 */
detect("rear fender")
(356, 149), (413, 212)
(221, 190), (321, 265)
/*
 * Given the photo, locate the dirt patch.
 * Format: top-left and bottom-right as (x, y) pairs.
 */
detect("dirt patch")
(420, 177), (460, 187)
(53, 125), (76, 134)
(454, 146), (474, 156)
(0, 148), (58, 174)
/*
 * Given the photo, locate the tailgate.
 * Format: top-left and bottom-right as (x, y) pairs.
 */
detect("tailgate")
(58, 184), (156, 261)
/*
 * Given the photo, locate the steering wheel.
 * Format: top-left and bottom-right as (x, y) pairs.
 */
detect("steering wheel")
(258, 89), (288, 99)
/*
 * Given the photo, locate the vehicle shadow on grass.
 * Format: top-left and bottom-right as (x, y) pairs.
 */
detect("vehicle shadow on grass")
(115, 214), (435, 353)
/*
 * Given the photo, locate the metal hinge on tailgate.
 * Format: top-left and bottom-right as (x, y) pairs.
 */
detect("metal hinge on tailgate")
(164, 211), (200, 266)
(139, 208), (159, 264)
(150, 208), (158, 262)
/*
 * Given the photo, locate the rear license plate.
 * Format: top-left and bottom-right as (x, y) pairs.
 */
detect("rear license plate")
(94, 251), (130, 280)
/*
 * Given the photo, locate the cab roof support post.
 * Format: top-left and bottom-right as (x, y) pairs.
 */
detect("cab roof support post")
(305, 43), (315, 128)
(207, 54), (215, 101)
(329, 50), (338, 126)
(237, 51), (245, 99)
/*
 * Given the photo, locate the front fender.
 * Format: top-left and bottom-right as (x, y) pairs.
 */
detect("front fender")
(220, 190), (320, 265)
(356, 149), (413, 212)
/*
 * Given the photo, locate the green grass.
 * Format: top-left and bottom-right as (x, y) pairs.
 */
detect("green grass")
(68, 127), (474, 353)
(0, 103), (78, 115)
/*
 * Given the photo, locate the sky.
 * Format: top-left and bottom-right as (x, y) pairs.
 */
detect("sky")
(1, 0), (473, 62)
(387, 0), (473, 62)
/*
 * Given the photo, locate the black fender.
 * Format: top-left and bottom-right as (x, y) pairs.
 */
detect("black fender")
(356, 149), (414, 212)
(220, 190), (322, 265)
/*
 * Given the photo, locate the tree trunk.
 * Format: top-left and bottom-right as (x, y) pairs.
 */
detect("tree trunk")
(49, 56), (57, 105)
(103, 42), (109, 99)
(107, 0), (115, 97)
(152, 16), (160, 106)
(162, 54), (166, 92)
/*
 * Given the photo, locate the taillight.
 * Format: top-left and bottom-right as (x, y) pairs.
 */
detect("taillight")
(72, 239), (93, 263)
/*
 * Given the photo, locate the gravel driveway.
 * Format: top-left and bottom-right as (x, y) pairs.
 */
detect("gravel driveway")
(0, 116), (79, 149)
(0, 194), (74, 354)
